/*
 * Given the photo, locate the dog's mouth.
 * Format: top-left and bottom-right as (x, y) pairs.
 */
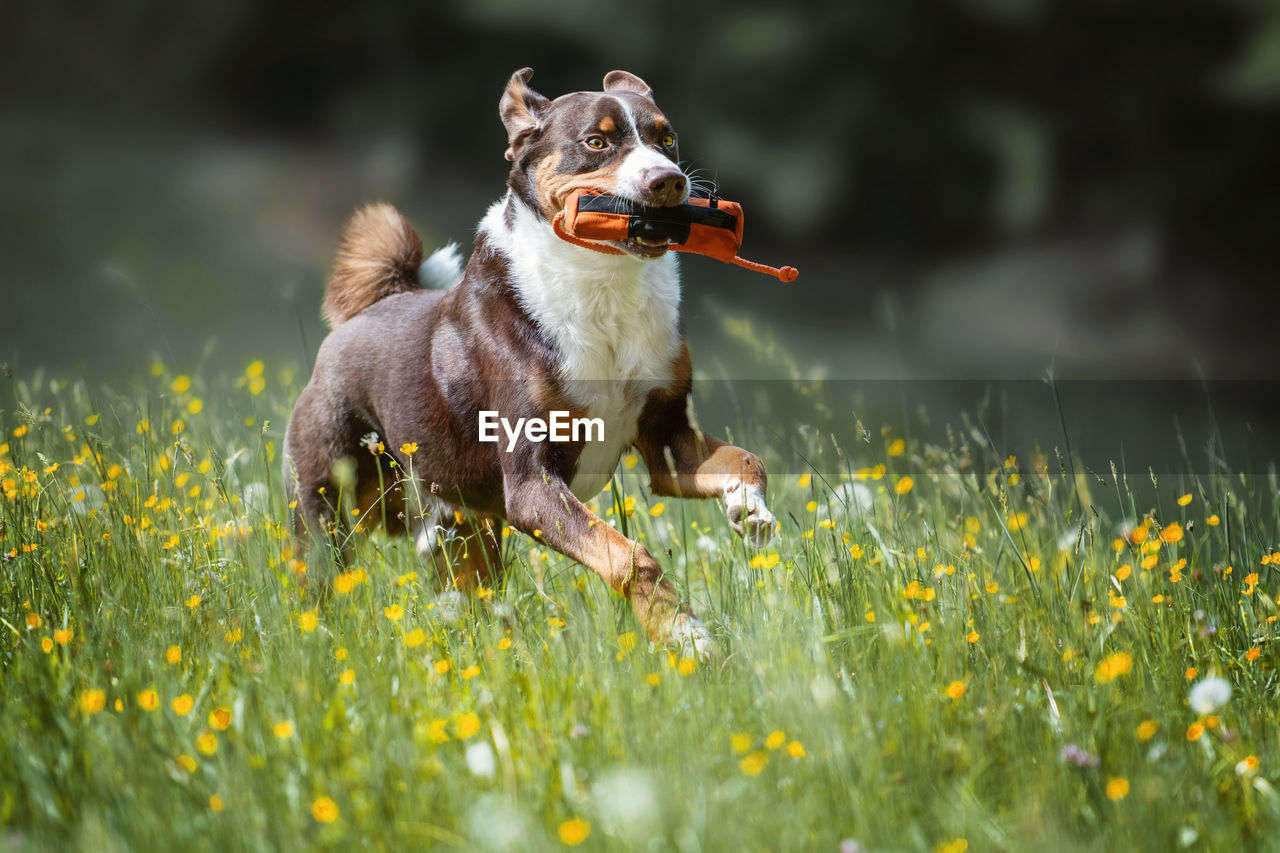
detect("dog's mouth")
(613, 234), (671, 260)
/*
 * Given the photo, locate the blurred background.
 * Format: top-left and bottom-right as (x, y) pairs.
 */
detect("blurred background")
(2, 1), (1279, 468)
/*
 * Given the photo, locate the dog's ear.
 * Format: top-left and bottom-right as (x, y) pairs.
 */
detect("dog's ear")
(500, 67), (551, 162)
(603, 70), (652, 100)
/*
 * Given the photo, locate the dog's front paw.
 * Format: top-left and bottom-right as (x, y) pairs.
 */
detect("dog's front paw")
(667, 612), (722, 665)
(722, 477), (777, 547)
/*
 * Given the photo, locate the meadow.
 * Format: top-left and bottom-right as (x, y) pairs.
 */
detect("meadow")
(1, 358), (1278, 852)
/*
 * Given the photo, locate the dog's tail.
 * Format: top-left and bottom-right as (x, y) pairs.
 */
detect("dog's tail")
(323, 203), (424, 328)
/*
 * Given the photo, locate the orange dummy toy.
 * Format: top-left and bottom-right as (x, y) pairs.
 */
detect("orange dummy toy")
(553, 190), (799, 282)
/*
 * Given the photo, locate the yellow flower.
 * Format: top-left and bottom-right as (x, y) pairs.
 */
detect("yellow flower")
(730, 733), (752, 753)
(944, 681), (966, 699)
(1186, 722), (1205, 741)
(797, 474), (811, 487)
(1206, 514), (1220, 526)
(40, 637), (53, 653)
(888, 438), (905, 456)
(1185, 667), (1197, 680)
(935, 840), (968, 853)
(185, 594), (201, 610)
(298, 610), (318, 633)
(1105, 777), (1129, 800)
(1095, 652), (1133, 684)
(208, 707), (232, 731)
(339, 669), (355, 685)
(649, 502), (665, 517)
(498, 637), (512, 651)
(965, 631), (980, 644)
(558, 818), (591, 846)
(985, 581), (999, 594)
(786, 740), (805, 758)
(187, 398), (203, 415)
(456, 711), (481, 739)
(274, 721), (295, 739)
(171, 375), (192, 394)
(172, 694), (194, 715)
(1160, 523), (1184, 544)
(400, 442), (418, 455)
(677, 658), (697, 676)
(1116, 564), (1131, 582)
(895, 476), (914, 495)
(209, 794), (224, 812)
(739, 751), (767, 776)
(765, 730), (786, 750)
(311, 796), (339, 824)
(384, 604), (404, 621)
(1177, 493), (1193, 507)
(849, 543), (864, 559)
(224, 628), (243, 644)
(865, 610), (876, 623)
(434, 660), (451, 674)
(1135, 719), (1158, 741)
(176, 754), (197, 773)
(79, 689), (106, 715)
(623, 453), (638, 469)
(1246, 647), (1260, 663)
(404, 628), (426, 648)
(25, 613), (40, 629)
(645, 672), (661, 686)
(461, 664), (480, 679)
(196, 731), (218, 755)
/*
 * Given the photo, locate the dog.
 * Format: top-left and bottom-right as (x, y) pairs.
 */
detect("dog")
(284, 68), (776, 659)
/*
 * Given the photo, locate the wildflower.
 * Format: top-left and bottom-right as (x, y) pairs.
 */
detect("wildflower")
(1106, 777), (1130, 800)
(176, 754), (197, 773)
(985, 581), (999, 594)
(787, 740), (805, 758)
(172, 694), (194, 715)
(1185, 667), (1197, 680)
(1059, 744), (1099, 768)
(54, 628), (73, 645)
(765, 730), (786, 750)
(404, 628), (426, 648)
(1177, 493), (1193, 506)
(25, 612), (40, 629)
(1095, 652), (1133, 684)
(558, 818), (591, 846)
(1186, 722), (1205, 741)
(904, 581), (923, 599)
(849, 544), (864, 558)
(498, 637), (512, 651)
(40, 637), (53, 653)
(461, 664), (480, 679)
(944, 681), (966, 699)
(895, 476), (914, 495)
(645, 672), (661, 686)
(298, 610), (318, 632)
(400, 442), (418, 455)
(739, 751), (767, 775)
(1160, 523), (1184, 544)
(196, 731), (218, 755)
(1207, 515), (1220, 526)
(1189, 677), (1232, 715)
(865, 610), (876, 623)
(1246, 647), (1260, 663)
(311, 796), (339, 823)
(185, 594), (201, 610)
(208, 707), (232, 731)
(888, 438), (905, 456)
(384, 604), (404, 621)
(1116, 564), (1131, 582)
(649, 502), (664, 517)
(935, 839), (968, 853)
(1236, 756), (1260, 776)
(1136, 720), (1158, 741)
(79, 689), (106, 716)
(456, 711), (481, 739)
(339, 669), (355, 685)
(274, 721), (295, 739)
(171, 375), (192, 394)
(730, 733), (752, 753)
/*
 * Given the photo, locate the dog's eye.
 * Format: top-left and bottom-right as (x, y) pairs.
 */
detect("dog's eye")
(585, 136), (606, 150)
(661, 133), (677, 148)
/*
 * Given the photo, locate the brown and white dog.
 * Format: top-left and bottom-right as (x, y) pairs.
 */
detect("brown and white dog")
(284, 68), (776, 659)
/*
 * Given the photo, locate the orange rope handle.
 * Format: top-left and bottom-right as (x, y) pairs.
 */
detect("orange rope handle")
(552, 211), (626, 256)
(671, 244), (799, 282)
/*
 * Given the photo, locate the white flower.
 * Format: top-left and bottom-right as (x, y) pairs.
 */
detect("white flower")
(1188, 676), (1232, 715)
(465, 741), (496, 778)
(695, 535), (718, 553)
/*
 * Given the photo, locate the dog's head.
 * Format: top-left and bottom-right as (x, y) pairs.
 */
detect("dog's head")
(499, 68), (688, 260)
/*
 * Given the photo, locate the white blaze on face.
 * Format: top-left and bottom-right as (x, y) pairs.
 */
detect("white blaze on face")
(611, 95), (687, 203)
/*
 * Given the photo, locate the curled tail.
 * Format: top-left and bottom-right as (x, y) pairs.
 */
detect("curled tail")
(323, 203), (424, 328)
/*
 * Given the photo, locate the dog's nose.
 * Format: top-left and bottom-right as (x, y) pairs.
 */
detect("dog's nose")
(643, 169), (688, 206)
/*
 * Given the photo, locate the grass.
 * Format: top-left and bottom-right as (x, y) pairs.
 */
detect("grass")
(2, 358), (1279, 852)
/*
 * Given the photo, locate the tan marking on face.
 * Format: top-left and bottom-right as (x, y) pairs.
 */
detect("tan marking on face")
(652, 116), (669, 131)
(534, 158), (626, 222)
(598, 116), (615, 133)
